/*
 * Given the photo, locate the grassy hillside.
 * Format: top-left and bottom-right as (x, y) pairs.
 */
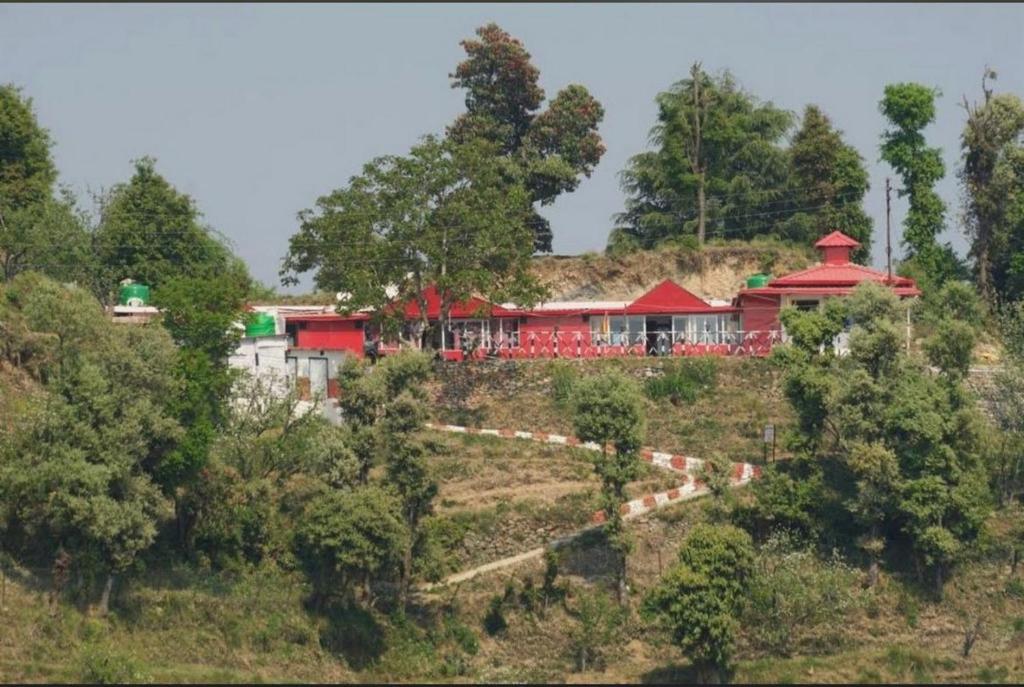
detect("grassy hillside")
(2, 351), (1018, 684)
(530, 240), (814, 302)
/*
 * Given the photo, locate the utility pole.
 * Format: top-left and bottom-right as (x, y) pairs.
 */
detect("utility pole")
(885, 177), (893, 283)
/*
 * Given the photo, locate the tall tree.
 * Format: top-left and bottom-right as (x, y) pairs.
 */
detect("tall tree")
(0, 272), (182, 614)
(615, 65), (794, 250)
(449, 23), (606, 252)
(150, 272), (249, 495)
(94, 157), (241, 298)
(959, 68), (1024, 303)
(0, 85), (94, 286)
(281, 136), (544, 346)
(783, 105), (873, 261)
(879, 83), (961, 289)
(571, 371), (645, 605)
(0, 84), (56, 221)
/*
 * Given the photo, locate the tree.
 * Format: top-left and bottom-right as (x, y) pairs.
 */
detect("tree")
(568, 587), (625, 672)
(959, 68), (1024, 304)
(150, 273), (250, 494)
(765, 282), (991, 595)
(281, 136), (545, 346)
(93, 157), (241, 298)
(571, 371), (645, 605)
(880, 83), (962, 290)
(0, 85), (95, 286)
(615, 64), (794, 249)
(0, 272), (182, 613)
(643, 524), (755, 683)
(294, 485), (408, 609)
(782, 105), (873, 261)
(0, 84), (56, 221)
(448, 23), (606, 252)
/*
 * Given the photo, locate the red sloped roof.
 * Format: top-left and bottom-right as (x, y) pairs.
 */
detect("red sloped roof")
(769, 263), (916, 288)
(815, 230), (861, 248)
(624, 279), (717, 314)
(402, 285), (514, 320)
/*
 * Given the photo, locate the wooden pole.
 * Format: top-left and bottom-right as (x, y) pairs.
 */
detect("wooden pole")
(886, 177), (893, 283)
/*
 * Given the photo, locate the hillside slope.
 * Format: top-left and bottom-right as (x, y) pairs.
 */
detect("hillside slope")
(530, 242), (814, 302)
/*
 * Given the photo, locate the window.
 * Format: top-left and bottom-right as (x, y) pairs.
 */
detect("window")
(794, 299), (819, 312)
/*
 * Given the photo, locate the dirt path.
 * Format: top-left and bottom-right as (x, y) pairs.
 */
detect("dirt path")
(419, 423), (760, 590)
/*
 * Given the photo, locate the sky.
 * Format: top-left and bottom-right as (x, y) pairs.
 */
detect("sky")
(3, 3), (1023, 292)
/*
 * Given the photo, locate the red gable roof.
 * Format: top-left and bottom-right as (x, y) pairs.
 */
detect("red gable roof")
(625, 279), (718, 314)
(814, 231), (861, 248)
(768, 263), (917, 289)
(402, 285), (514, 320)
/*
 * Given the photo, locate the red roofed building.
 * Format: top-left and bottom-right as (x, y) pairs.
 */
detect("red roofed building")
(734, 231), (921, 335)
(241, 230), (923, 399)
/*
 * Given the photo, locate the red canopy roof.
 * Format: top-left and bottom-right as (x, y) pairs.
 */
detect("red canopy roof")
(814, 231), (861, 248)
(625, 279), (719, 314)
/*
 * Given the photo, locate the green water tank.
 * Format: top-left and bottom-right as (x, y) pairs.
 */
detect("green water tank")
(746, 273), (770, 288)
(244, 312), (277, 337)
(118, 282), (151, 306)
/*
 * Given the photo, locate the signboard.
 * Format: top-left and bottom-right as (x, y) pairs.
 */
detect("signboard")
(763, 424), (775, 444)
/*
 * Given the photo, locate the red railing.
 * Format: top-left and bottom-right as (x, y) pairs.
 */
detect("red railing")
(379, 329), (783, 361)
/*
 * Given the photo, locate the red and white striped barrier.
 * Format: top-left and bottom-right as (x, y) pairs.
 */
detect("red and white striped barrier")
(424, 421), (763, 523)
(593, 462), (762, 524)
(424, 422), (704, 474)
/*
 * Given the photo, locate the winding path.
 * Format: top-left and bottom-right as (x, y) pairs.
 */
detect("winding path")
(420, 422), (761, 589)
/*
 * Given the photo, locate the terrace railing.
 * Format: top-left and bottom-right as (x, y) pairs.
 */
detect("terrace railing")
(434, 329), (784, 361)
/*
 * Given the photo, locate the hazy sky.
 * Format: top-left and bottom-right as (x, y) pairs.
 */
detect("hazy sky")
(3, 3), (1023, 291)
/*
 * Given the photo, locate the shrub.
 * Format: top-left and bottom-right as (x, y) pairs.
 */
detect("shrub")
(743, 533), (861, 655)
(569, 587), (625, 672)
(483, 595), (507, 636)
(549, 361), (577, 409)
(77, 645), (150, 684)
(645, 358), (718, 406)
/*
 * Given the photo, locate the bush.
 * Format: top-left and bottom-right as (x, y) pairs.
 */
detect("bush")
(549, 361), (577, 409)
(483, 595), (507, 636)
(645, 358), (717, 406)
(77, 645), (150, 684)
(569, 587), (625, 672)
(743, 532), (861, 656)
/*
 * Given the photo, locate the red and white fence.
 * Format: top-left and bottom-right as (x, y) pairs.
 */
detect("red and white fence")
(424, 422), (762, 523)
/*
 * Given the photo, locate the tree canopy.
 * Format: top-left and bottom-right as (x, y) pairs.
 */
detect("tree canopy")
(959, 69), (1024, 304)
(93, 157), (245, 296)
(449, 23), (606, 252)
(281, 136), (545, 343)
(880, 83), (962, 289)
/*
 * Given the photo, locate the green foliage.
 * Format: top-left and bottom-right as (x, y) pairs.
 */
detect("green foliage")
(0, 273), (181, 592)
(281, 136), (545, 339)
(744, 533), (861, 655)
(568, 587), (625, 672)
(482, 594), (507, 636)
(549, 360), (578, 409)
(150, 273), (250, 490)
(645, 357), (718, 405)
(781, 105), (873, 261)
(76, 644), (151, 684)
(764, 281), (992, 594)
(448, 23), (605, 252)
(0, 83), (56, 218)
(643, 524), (754, 682)
(610, 64), (802, 249)
(880, 83), (962, 289)
(959, 71), (1024, 303)
(294, 485), (408, 606)
(923, 318), (975, 380)
(93, 157), (242, 296)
